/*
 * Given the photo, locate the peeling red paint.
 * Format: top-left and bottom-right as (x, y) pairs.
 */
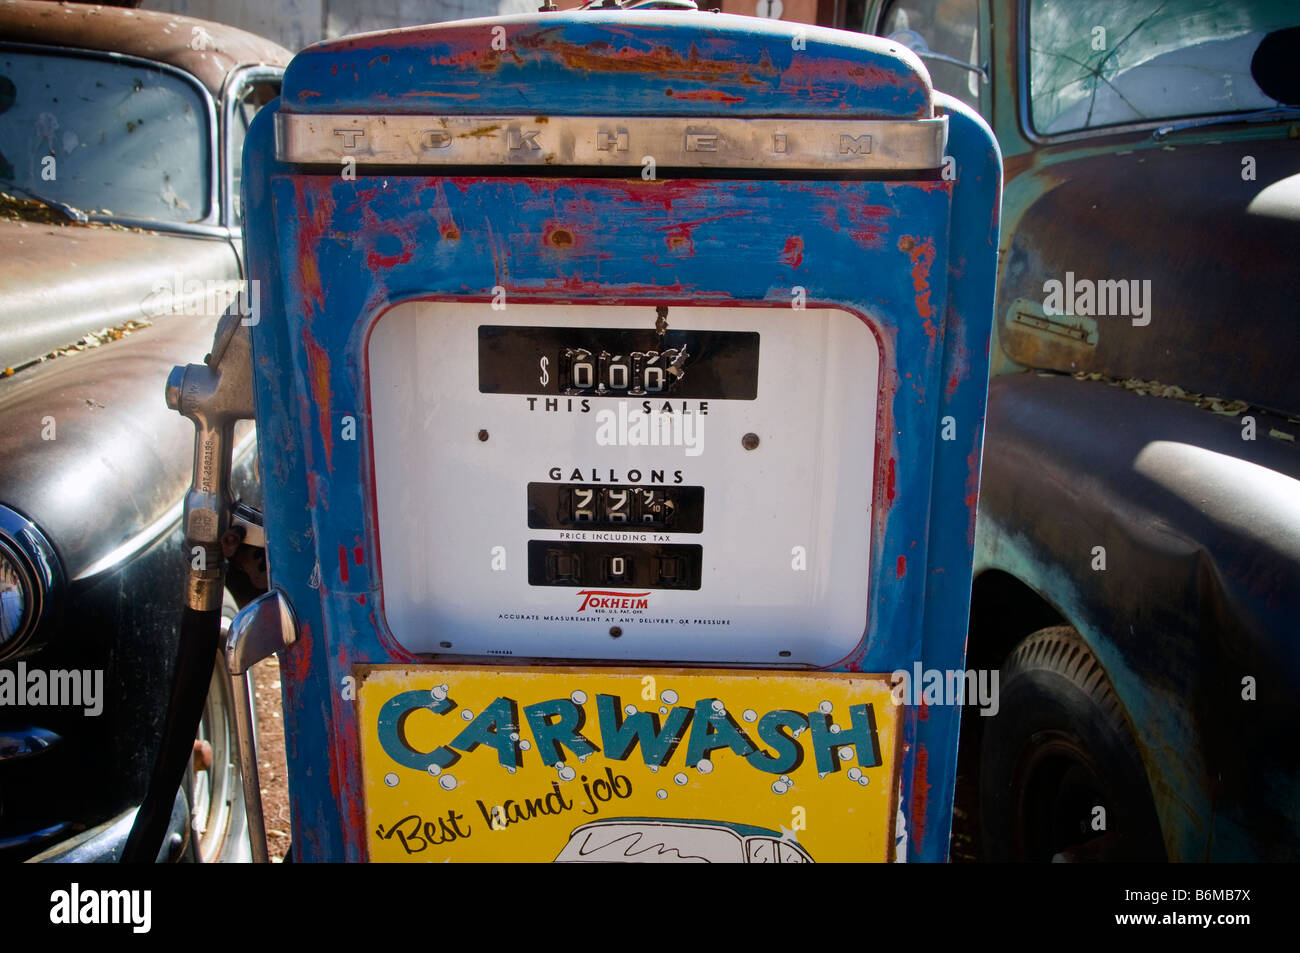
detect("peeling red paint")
(301, 329), (334, 470)
(665, 88), (745, 104)
(896, 555), (906, 578)
(338, 545), (350, 584)
(356, 595), (367, 606)
(885, 457), (897, 504)
(353, 546), (364, 565)
(911, 742), (931, 850)
(366, 248), (412, 269)
(280, 621), (312, 685)
(781, 236), (804, 269)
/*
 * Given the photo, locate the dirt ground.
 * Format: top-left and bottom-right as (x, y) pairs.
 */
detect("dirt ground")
(250, 655), (291, 862)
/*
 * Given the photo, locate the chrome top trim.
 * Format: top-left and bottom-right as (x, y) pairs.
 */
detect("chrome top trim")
(276, 113), (948, 171)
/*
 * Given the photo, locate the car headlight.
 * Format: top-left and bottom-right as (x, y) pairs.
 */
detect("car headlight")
(0, 505), (62, 662)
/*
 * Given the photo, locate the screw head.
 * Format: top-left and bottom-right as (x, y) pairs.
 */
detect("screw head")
(477, 429), (489, 442)
(742, 432), (760, 450)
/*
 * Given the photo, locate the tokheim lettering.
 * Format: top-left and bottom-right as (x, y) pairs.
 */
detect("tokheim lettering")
(578, 589), (650, 612)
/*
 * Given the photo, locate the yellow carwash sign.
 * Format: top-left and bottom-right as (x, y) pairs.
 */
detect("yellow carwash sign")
(359, 668), (900, 862)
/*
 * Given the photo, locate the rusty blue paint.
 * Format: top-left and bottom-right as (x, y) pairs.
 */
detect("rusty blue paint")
(240, 11), (1001, 862)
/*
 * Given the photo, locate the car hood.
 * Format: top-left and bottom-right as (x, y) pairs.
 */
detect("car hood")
(0, 219), (239, 371)
(0, 314), (226, 581)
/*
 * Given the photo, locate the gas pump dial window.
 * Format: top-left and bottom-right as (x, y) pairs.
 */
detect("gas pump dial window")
(368, 303), (878, 666)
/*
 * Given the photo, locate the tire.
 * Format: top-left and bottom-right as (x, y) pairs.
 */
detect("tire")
(184, 594), (255, 862)
(979, 626), (1166, 862)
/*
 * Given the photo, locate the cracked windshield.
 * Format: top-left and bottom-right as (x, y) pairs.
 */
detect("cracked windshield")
(1029, 0), (1300, 134)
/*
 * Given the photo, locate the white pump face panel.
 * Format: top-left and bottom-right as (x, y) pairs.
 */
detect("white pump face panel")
(367, 302), (878, 666)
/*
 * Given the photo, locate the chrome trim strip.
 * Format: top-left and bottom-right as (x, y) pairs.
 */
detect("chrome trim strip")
(277, 113), (948, 170)
(73, 429), (259, 581)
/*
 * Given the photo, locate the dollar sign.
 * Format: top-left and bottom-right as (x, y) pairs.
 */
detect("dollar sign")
(539, 356), (549, 387)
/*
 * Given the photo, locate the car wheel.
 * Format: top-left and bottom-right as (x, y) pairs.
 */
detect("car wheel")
(185, 594), (255, 862)
(979, 625), (1165, 861)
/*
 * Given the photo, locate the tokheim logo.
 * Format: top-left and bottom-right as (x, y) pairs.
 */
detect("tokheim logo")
(577, 590), (651, 612)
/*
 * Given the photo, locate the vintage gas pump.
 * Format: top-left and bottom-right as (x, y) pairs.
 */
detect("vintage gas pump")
(143, 6), (1000, 863)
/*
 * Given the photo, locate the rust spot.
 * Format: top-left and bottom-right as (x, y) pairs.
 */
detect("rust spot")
(900, 235), (937, 326)
(461, 124), (501, 139)
(534, 116), (549, 123)
(296, 89), (321, 99)
(440, 224), (460, 240)
(667, 235), (688, 249)
(338, 545), (350, 584)
(549, 228), (574, 247)
(896, 555), (906, 578)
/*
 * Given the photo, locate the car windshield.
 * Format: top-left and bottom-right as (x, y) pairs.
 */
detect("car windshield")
(555, 823), (742, 862)
(0, 49), (209, 223)
(1028, 0), (1300, 135)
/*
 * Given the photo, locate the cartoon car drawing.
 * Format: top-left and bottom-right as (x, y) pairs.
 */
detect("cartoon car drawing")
(554, 818), (814, 863)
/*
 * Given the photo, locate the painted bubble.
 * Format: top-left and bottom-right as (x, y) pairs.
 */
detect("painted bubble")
(711, 699), (725, 713)
(439, 775), (457, 791)
(558, 765), (576, 782)
(461, 709), (473, 721)
(656, 790), (668, 800)
(858, 777), (870, 786)
(519, 739), (531, 751)
(661, 690), (679, 705)
(696, 760), (714, 774)
(509, 732), (519, 741)
(819, 701), (833, 714)
(742, 709), (758, 722)
(674, 772), (688, 786)
(839, 748), (854, 761)
(384, 773), (398, 787)
(772, 781), (789, 795)
(427, 764), (442, 777)
(847, 767), (863, 781)
(830, 724), (841, 734)
(625, 705), (637, 716)
(660, 707), (668, 715)
(430, 685), (448, 701)
(571, 690), (588, 705)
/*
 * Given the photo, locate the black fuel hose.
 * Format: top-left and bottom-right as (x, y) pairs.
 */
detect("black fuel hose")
(121, 606), (223, 863)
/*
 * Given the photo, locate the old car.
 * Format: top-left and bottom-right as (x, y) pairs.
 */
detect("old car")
(0, 0), (289, 861)
(853, 0), (1300, 860)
